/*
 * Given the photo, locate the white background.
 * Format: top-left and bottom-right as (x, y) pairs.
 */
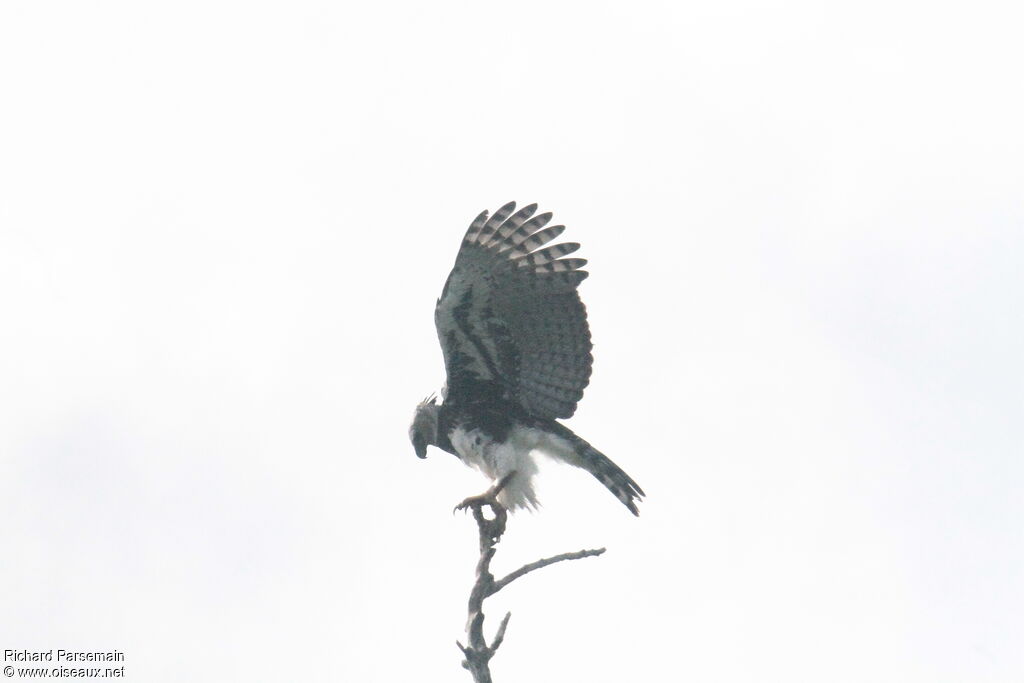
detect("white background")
(2, 1), (1022, 681)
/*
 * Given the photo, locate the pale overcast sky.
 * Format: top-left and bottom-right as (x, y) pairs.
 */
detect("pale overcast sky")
(1, 1), (1022, 681)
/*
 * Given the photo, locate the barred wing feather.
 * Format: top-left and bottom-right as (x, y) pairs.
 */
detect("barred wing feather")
(434, 202), (593, 419)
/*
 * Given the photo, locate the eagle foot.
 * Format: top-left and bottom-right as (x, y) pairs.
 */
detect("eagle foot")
(452, 472), (517, 519)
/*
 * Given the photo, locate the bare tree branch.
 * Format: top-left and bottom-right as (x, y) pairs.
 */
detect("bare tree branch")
(490, 547), (606, 595)
(454, 485), (606, 683)
(489, 611), (512, 652)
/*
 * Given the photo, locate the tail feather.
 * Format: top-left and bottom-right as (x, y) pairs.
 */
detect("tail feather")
(543, 421), (645, 516)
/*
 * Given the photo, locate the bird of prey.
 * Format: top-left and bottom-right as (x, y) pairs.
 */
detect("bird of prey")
(409, 202), (644, 515)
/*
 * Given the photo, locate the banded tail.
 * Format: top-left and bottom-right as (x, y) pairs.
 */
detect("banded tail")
(544, 421), (645, 516)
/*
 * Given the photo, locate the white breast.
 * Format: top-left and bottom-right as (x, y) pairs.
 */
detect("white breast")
(449, 426), (553, 510)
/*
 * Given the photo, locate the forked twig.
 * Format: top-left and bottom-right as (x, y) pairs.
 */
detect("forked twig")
(454, 482), (605, 683)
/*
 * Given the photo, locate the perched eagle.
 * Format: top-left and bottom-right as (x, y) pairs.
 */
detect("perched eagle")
(409, 202), (644, 515)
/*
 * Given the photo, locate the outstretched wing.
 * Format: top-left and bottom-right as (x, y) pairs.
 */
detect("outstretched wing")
(434, 202), (593, 419)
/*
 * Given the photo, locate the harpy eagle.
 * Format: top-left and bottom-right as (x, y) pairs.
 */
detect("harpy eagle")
(409, 202), (644, 515)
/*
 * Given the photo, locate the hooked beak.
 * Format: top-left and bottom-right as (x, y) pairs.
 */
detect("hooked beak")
(413, 435), (427, 459)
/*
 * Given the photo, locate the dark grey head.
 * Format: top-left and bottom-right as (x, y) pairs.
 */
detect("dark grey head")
(409, 394), (440, 459)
